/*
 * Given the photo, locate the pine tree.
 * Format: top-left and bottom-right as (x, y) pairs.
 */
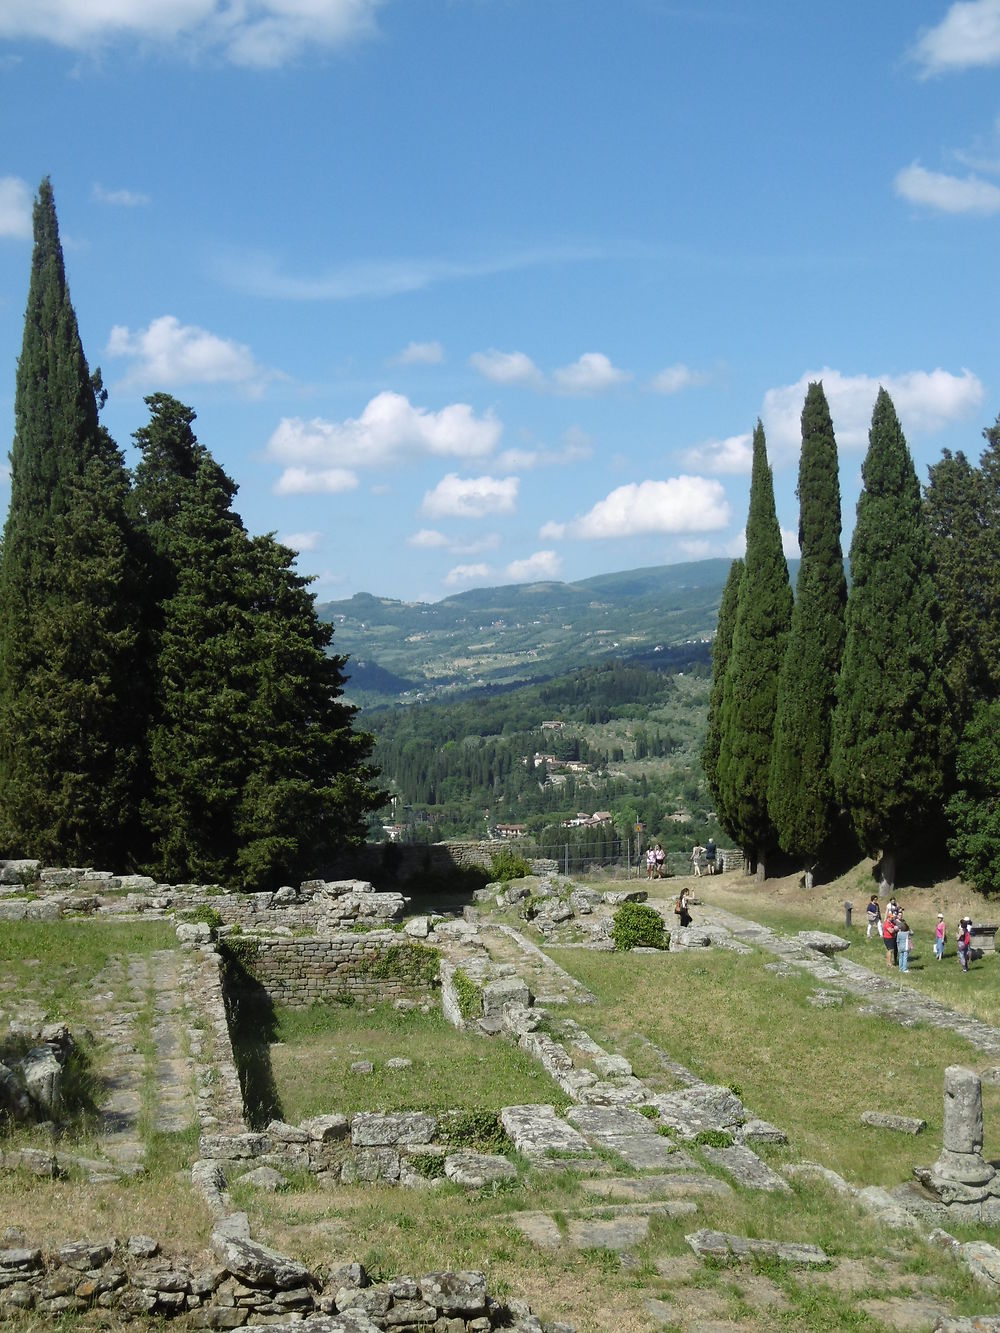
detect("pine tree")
(717, 422), (793, 877)
(701, 556), (743, 826)
(768, 383), (847, 882)
(832, 388), (952, 890)
(0, 178), (141, 863)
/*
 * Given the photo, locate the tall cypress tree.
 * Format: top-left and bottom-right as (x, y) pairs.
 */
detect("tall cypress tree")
(768, 383), (847, 883)
(832, 388), (952, 890)
(717, 421), (793, 878)
(702, 556), (743, 827)
(0, 178), (141, 864)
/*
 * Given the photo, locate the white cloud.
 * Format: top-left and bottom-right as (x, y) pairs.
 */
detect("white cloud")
(0, 176), (31, 239)
(278, 530), (322, 552)
(761, 367), (985, 461)
(274, 466), (358, 495)
(92, 183), (150, 208)
(444, 562), (491, 588)
(680, 432), (754, 476)
(649, 363), (708, 394)
(106, 315), (270, 391)
(267, 392), (501, 495)
(894, 162), (1000, 214)
(407, 528), (449, 549)
(422, 473), (519, 519)
(394, 340), (444, 366)
(468, 348), (545, 389)
(0, 0), (382, 67)
(910, 0), (1000, 76)
(543, 476), (731, 541)
(496, 431), (593, 472)
(505, 550), (562, 582)
(553, 351), (631, 395)
(780, 527), (800, 558)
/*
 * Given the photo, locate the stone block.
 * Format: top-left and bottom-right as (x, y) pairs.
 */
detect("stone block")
(351, 1112), (437, 1147)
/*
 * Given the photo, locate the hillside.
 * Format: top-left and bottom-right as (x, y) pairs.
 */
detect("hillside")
(318, 557), (735, 702)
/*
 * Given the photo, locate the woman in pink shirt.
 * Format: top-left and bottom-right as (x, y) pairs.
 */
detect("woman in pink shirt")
(935, 913), (946, 962)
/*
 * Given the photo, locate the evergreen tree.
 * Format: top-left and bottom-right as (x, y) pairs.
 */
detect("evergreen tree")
(717, 422), (792, 877)
(701, 556), (743, 825)
(832, 388), (952, 890)
(927, 415), (1000, 895)
(768, 383), (847, 882)
(0, 178), (141, 863)
(131, 394), (381, 888)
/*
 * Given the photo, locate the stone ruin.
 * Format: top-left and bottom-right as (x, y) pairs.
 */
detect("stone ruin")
(914, 1065), (1000, 1220)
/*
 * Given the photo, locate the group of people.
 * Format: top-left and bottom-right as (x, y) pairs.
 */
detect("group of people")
(690, 838), (717, 876)
(866, 895), (976, 972)
(645, 844), (666, 879)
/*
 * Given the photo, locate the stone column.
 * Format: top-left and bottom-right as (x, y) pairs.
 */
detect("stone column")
(927, 1066), (995, 1192)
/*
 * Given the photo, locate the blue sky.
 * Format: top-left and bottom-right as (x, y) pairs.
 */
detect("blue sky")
(1, 1), (999, 604)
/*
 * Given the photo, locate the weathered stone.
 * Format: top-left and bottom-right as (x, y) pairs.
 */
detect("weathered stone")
(481, 977), (532, 1018)
(237, 1166), (289, 1192)
(700, 1144), (792, 1193)
(349, 1147), (401, 1182)
(350, 1061), (374, 1074)
(686, 1228), (828, 1266)
(943, 1066), (988, 1159)
(740, 1119), (788, 1145)
(21, 1045), (62, 1117)
(418, 1271), (487, 1317)
(57, 1240), (114, 1269)
(602, 889), (647, 905)
(302, 1114), (349, 1142)
(336, 1285), (392, 1316)
(500, 1105), (592, 1160)
(210, 1233), (315, 1291)
(126, 1235), (159, 1259)
(443, 1153), (517, 1187)
(385, 1057), (412, 1070)
(189, 1308), (249, 1329)
(860, 1111), (926, 1135)
(0, 1248), (43, 1274)
(200, 1133), (270, 1161)
(352, 1112), (437, 1148)
(177, 922), (213, 944)
(963, 1241), (1000, 1287)
(796, 930), (851, 955)
(403, 916), (430, 938)
(266, 1120), (310, 1144)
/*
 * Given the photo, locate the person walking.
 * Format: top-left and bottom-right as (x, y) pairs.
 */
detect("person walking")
(896, 915), (912, 972)
(691, 844), (703, 877)
(934, 913), (946, 962)
(957, 917), (973, 973)
(866, 894), (882, 939)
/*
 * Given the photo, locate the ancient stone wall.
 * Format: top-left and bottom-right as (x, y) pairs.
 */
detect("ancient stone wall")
(223, 933), (439, 1009)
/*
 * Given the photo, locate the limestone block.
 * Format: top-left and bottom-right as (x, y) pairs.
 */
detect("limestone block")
(602, 889), (647, 905)
(177, 923), (213, 944)
(499, 1105), (592, 1160)
(482, 977), (532, 1018)
(860, 1111), (926, 1135)
(302, 1114), (349, 1143)
(20, 1046), (62, 1117)
(351, 1112), (437, 1147)
(685, 1228), (828, 1266)
(963, 1242), (1000, 1288)
(403, 916), (430, 938)
(210, 1234), (315, 1291)
(417, 1271), (488, 1317)
(266, 1120), (310, 1144)
(443, 1153), (516, 1187)
(236, 1166), (288, 1192)
(796, 930), (851, 955)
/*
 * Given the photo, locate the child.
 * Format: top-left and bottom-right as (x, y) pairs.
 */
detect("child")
(866, 894), (882, 939)
(896, 915), (912, 972)
(935, 913), (946, 962)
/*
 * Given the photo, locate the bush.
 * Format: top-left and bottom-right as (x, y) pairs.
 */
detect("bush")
(611, 901), (667, 951)
(180, 904), (223, 931)
(490, 847), (532, 883)
(452, 967), (483, 1019)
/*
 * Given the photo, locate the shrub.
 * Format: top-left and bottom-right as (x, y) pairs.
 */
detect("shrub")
(611, 901), (667, 951)
(490, 847), (532, 883)
(440, 1108), (512, 1153)
(180, 905), (223, 930)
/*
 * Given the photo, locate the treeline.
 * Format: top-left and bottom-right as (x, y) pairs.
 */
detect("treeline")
(0, 180), (381, 889)
(703, 381), (1000, 894)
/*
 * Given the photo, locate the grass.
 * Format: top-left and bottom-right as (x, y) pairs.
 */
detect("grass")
(264, 998), (570, 1122)
(547, 943), (1000, 1188)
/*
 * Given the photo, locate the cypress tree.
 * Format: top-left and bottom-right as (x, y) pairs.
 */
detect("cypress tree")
(768, 383), (847, 883)
(717, 422), (793, 878)
(831, 388), (952, 890)
(0, 178), (141, 863)
(702, 556), (743, 827)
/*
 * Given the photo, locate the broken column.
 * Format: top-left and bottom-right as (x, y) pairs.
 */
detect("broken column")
(915, 1066), (1000, 1206)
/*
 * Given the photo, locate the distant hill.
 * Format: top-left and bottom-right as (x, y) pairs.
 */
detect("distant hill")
(318, 558), (736, 703)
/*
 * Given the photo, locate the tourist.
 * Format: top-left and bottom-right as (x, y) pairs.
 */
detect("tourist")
(705, 837), (717, 875)
(882, 910), (898, 968)
(645, 846), (656, 881)
(866, 894), (882, 939)
(675, 887), (692, 928)
(935, 913), (946, 962)
(691, 844), (704, 876)
(896, 915), (912, 972)
(958, 917), (973, 973)
(654, 843), (666, 878)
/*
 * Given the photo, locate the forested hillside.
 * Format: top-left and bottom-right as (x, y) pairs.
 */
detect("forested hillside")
(367, 655), (723, 858)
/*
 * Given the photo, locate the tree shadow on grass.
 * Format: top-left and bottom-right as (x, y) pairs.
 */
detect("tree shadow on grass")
(220, 954), (283, 1131)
